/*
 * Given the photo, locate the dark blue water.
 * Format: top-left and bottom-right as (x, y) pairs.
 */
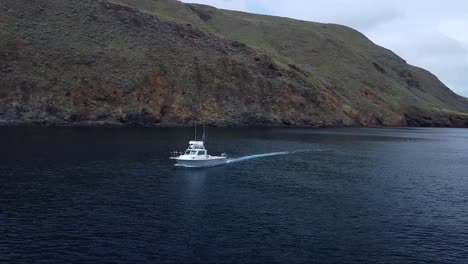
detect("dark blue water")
(1, 127), (467, 263)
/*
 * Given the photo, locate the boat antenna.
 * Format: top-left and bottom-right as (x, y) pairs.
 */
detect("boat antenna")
(194, 121), (197, 141)
(202, 122), (206, 143)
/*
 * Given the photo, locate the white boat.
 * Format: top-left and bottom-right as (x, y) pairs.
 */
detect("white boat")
(170, 141), (227, 168)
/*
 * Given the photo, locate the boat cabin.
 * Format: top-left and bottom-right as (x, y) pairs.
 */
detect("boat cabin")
(184, 141), (207, 156)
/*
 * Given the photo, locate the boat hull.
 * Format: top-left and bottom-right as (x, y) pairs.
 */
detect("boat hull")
(174, 157), (227, 168)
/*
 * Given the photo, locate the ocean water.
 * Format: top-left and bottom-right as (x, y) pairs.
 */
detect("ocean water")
(0, 127), (467, 263)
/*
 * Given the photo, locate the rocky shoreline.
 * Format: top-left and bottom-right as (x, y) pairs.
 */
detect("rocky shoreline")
(1, 117), (467, 128)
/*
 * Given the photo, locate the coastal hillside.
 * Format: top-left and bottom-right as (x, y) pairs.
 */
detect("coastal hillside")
(1, 0), (467, 126)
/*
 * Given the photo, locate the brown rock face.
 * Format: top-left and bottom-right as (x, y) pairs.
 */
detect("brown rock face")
(0, 0), (467, 127)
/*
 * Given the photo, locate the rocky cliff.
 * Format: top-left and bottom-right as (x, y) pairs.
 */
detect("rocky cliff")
(1, 0), (467, 127)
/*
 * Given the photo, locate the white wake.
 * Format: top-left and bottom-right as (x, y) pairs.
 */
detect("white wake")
(225, 149), (318, 164)
(226, 151), (290, 164)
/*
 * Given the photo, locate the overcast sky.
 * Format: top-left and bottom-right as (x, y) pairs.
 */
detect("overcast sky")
(181, 0), (468, 97)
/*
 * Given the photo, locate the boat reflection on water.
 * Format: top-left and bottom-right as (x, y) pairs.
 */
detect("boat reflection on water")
(175, 166), (227, 199)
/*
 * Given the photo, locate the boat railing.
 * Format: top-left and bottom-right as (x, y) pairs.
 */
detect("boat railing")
(189, 144), (205, 148)
(170, 151), (184, 158)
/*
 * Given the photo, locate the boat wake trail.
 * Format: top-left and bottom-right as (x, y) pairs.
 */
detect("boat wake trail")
(226, 151), (291, 164)
(225, 149), (319, 164)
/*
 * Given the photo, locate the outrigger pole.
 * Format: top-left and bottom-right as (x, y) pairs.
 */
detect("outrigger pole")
(202, 122), (206, 143)
(194, 121), (197, 141)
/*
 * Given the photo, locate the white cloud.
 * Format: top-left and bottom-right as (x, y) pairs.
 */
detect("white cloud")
(439, 18), (468, 45)
(180, 0), (468, 97)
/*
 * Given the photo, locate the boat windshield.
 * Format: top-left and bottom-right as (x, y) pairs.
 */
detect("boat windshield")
(185, 150), (190, 155)
(190, 150), (197, 155)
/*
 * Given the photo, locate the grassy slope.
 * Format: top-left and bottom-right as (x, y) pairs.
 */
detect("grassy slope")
(107, 0), (207, 28)
(113, 0), (468, 120)
(195, 4), (467, 108)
